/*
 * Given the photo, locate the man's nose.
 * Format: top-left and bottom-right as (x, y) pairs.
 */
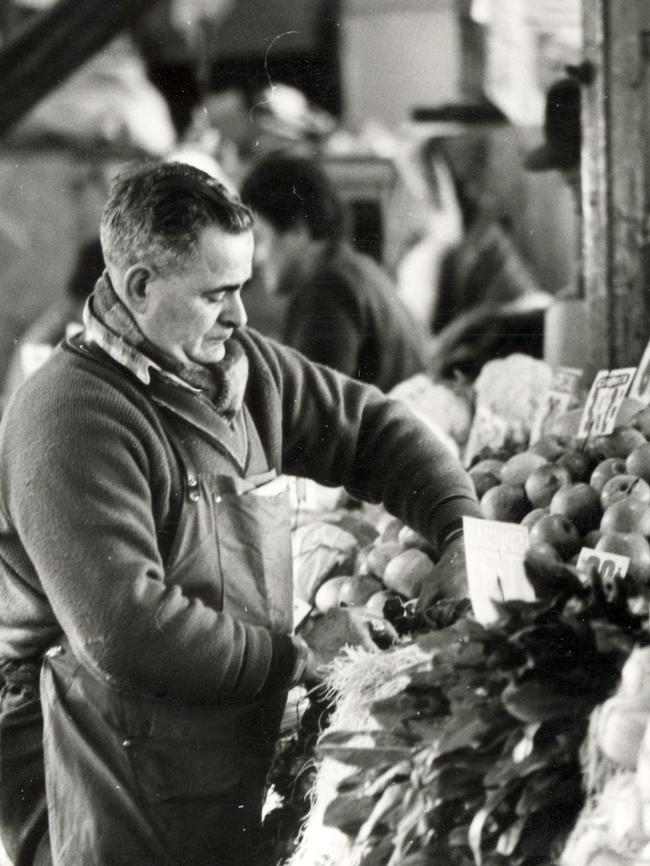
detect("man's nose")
(221, 290), (248, 329)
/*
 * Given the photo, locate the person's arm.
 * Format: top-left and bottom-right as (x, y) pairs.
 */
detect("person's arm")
(0, 369), (296, 704)
(259, 335), (482, 547)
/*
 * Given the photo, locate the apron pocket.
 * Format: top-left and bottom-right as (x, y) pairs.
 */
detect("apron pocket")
(125, 702), (277, 864)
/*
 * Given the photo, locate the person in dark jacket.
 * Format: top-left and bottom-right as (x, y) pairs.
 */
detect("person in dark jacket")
(240, 153), (429, 392)
(0, 161), (481, 866)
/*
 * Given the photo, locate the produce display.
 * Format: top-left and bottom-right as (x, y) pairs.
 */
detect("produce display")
(264, 361), (650, 866)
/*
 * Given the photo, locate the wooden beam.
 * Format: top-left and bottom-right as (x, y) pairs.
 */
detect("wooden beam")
(581, 0), (650, 373)
(0, 0), (164, 139)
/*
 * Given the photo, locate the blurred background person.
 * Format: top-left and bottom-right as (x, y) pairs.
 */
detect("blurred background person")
(240, 152), (429, 392)
(523, 76), (588, 371)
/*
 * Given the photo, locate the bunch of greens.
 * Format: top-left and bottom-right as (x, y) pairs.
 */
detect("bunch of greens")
(318, 561), (649, 866)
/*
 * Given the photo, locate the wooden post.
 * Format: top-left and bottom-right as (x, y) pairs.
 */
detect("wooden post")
(581, 0), (650, 373)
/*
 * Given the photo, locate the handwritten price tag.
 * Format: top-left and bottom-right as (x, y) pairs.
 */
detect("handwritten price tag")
(576, 547), (630, 584)
(463, 517), (534, 625)
(576, 367), (637, 440)
(463, 405), (510, 468)
(529, 367), (583, 445)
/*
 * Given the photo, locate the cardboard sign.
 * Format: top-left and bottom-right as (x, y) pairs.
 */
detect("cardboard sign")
(463, 516), (534, 625)
(629, 340), (650, 404)
(464, 404), (510, 468)
(576, 547), (630, 585)
(529, 366), (583, 444)
(576, 368), (637, 440)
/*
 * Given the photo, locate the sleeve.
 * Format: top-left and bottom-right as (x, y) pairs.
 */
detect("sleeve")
(1, 373), (296, 704)
(262, 337), (483, 545)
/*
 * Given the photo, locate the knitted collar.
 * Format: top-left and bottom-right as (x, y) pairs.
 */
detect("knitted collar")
(84, 273), (249, 418)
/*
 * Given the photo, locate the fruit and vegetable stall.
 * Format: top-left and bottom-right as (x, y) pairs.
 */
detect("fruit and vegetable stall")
(263, 353), (650, 866)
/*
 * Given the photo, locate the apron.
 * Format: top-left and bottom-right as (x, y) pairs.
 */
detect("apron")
(37, 369), (294, 865)
(0, 660), (50, 866)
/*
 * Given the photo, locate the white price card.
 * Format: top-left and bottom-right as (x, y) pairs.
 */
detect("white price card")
(463, 404), (510, 468)
(576, 547), (630, 585)
(629, 340), (650, 404)
(529, 366), (584, 444)
(576, 368), (637, 440)
(463, 516), (535, 626)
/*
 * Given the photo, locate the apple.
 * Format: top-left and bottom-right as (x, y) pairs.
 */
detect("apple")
(595, 532), (650, 583)
(365, 589), (401, 617)
(590, 457), (628, 493)
(481, 483), (531, 522)
(365, 542), (403, 578)
(555, 450), (593, 482)
(338, 574), (384, 607)
(530, 434), (570, 462)
(600, 474), (650, 510)
(501, 452), (548, 485)
(524, 463), (571, 508)
(380, 517), (405, 544)
(529, 513), (582, 560)
(582, 529), (602, 548)
(383, 548), (435, 599)
(600, 498), (650, 537)
(626, 443), (650, 484)
(526, 541), (563, 564)
(629, 407), (650, 439)
(615, 396), (648, 426)
(549, 482), (602, 535)
(313, 576), (350, 613)
(587, 427), (646, 462)
(521, 507), (549, 529)
(397, 525), (434, 555)
(549, 408), (583, 439)
(469, 461), (503, 499)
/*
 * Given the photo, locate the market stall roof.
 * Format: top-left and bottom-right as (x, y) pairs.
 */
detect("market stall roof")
(0, 0), (164, 139)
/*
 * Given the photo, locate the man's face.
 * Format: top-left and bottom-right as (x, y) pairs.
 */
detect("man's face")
(252, 214), (305, 295)
(138, 225), (252, 366)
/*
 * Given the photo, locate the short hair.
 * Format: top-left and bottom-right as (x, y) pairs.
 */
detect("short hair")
(240, 153), (343, 243)
(100, 161), (253, 275)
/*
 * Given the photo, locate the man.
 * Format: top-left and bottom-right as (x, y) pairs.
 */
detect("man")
(523, 77), (588, 369)
(240, 153), (429, 392)
(0, 162), (481, 865)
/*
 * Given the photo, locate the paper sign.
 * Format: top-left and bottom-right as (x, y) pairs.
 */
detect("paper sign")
(529, 391), (573, 445)
(463, 516), (535, 625)
(576, 368), (637, 440)
(576, 547), (630, 585)
(629, 340), (650, 404)
(529, 365), (583, 444)
(464, 404), (510, 468)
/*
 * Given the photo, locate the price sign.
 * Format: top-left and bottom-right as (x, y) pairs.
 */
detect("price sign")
(529, 367), (582, 445)
(576, 547), (630, 585)
(629, 340), (650, 404)
(576, 368), (637, 440)
(463, 405), (510, 468)
(463, 517), (534, 626)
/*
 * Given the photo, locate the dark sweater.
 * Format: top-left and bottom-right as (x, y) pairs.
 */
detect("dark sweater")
(0, 327), (480, 702)
(281, 243), (428, 392)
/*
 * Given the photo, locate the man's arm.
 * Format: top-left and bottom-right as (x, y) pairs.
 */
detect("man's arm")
(253, 333), (482, 547)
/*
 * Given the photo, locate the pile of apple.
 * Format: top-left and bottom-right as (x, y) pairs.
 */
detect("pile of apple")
(305, 514), (438, 621)
(470, 404), (650, 583)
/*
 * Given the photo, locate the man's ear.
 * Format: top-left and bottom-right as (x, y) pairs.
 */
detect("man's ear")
(123, 265), (153, 312)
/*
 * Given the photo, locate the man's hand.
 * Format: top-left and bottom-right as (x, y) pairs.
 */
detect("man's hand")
(416, 535), (468, 613)
(299, 607), (398, 684)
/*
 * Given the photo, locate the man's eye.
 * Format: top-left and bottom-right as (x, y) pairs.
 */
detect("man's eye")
(206, 292), (226, 303)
